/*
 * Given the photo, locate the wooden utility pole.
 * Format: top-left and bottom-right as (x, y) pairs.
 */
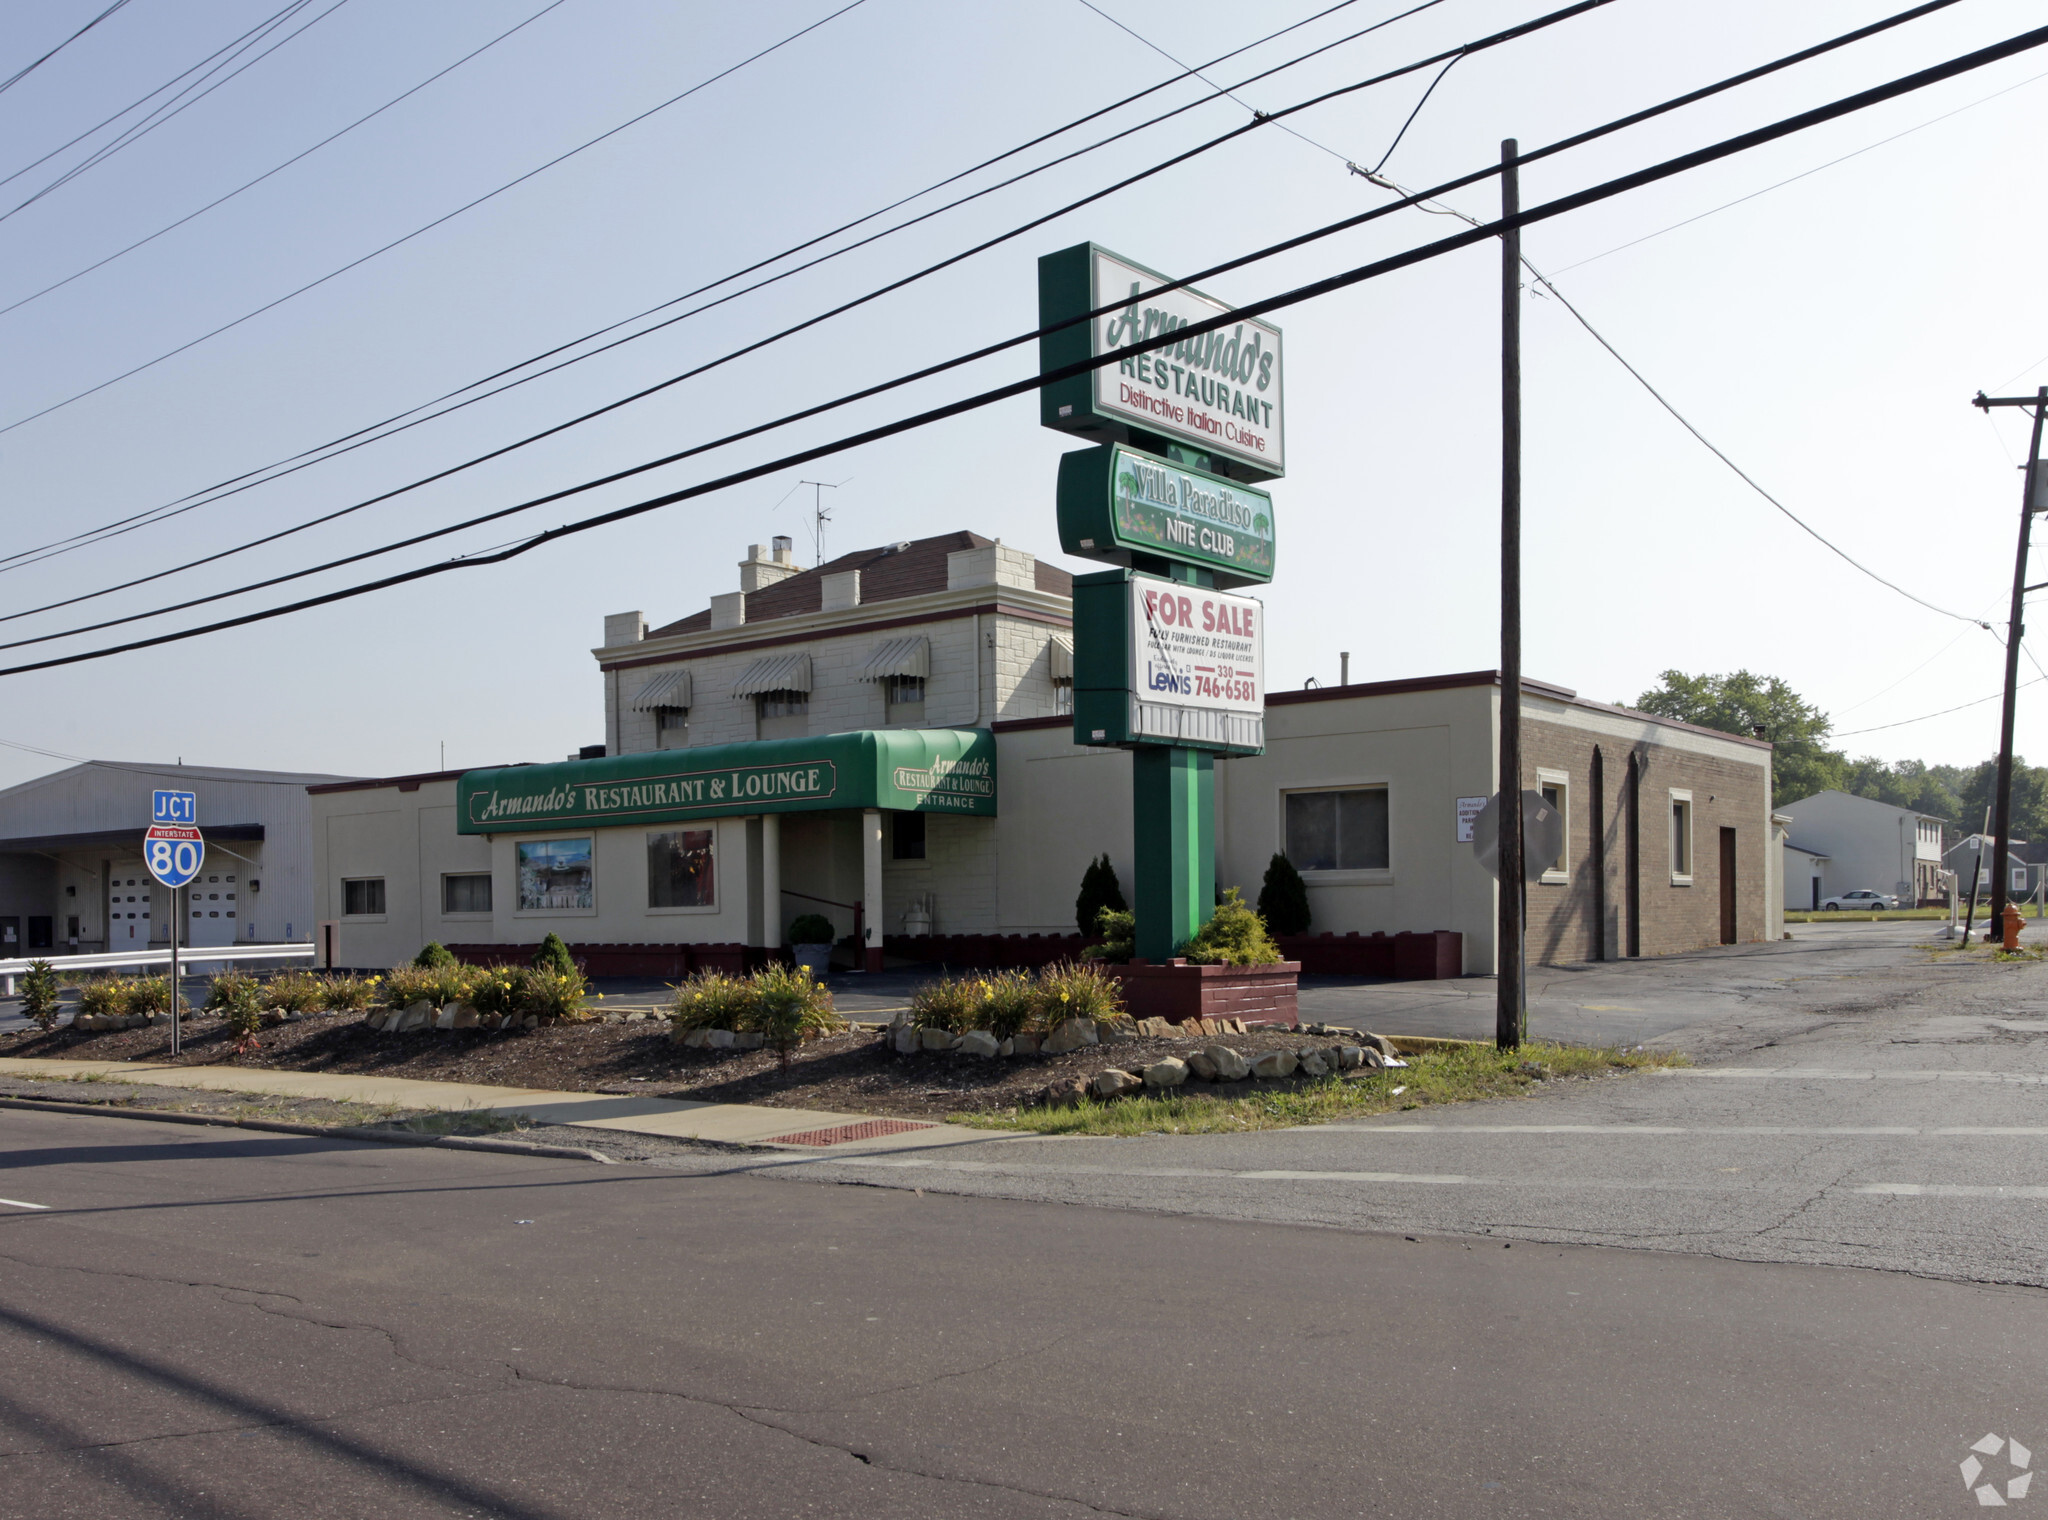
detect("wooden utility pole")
(1970, 386), (2048, 940)
(1497, 139), (1525, 1050)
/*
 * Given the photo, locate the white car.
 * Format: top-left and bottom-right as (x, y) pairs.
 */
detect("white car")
(1820, 890), (1901, 911)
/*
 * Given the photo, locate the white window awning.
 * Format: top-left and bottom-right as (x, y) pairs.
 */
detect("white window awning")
(860, 635), (929, 682)
(731, 651), (812, 697)
(627, 670), (692, 710)
(1048, 636), (1074, 686)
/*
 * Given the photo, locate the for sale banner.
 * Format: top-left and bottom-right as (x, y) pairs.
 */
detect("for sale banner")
(1128, 579), (1264, 748)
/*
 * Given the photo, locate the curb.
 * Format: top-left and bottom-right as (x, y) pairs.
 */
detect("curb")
(0, 1094), (614, 1163)
(1385, 1035), (1486, 1054)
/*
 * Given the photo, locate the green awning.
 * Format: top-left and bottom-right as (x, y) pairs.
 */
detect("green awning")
(457, 729), (994, 834)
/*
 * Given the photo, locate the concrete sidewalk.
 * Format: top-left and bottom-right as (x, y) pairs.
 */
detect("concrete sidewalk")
(0, 1057), (1005, 1155)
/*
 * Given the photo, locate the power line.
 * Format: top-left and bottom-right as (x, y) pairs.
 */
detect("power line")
(1834, 676), (2048, 738)
(0, 0), (874, 437)
(0, 0), (1607, 618)
(6, 15), (2040, 678)
(0, 0), (305, 191)
(0, 0), (1440, 564)
(0, 0), (137, 97)
(0, 0), (573, 321)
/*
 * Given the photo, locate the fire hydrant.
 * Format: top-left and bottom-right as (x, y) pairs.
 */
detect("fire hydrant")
(2002, 901), (2025, 952)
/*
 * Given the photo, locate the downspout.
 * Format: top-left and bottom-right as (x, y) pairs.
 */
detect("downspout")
(972, 612), (983, 727)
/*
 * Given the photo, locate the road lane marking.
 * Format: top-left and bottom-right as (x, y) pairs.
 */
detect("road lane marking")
(1658, 1068), (2048, 1083)
(0, 1197), (50, 1210)
(1307, 1125), (2048, 1136)
(1855, 1183), (2048, 1199)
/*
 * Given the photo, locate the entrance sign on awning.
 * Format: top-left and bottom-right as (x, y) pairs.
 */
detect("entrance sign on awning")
(627, 670), (692, 710)
(730, 651), (813, 697)
(1038, 243), (1284, 481)
(456, 729), (995, 833)
(859, 636), (929, 681)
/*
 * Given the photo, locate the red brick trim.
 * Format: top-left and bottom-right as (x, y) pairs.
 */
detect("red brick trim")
(600, 600), (1072, 674)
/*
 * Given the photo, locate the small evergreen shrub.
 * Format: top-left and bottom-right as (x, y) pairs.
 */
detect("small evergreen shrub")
(1086, 907), (1135, 963)
(787, 914), (835, 946)
(1256, 853), (1312, 937)
(531, 933), (576, 976)
(1180, 887), (1283, 966)
(20, 960), (59, 1030)
(1074, 853), (1127, 938)
(413, 941), (458, 970)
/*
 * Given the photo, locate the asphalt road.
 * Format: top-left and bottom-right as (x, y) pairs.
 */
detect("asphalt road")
(1, 1105), (2040, 1519)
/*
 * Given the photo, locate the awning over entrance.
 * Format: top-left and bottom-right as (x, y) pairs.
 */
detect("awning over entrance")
(627, 670), (692, 710)
(456, 729), (995, 833)
(859, 636), (929, 681)
(730, 652), (812, 697)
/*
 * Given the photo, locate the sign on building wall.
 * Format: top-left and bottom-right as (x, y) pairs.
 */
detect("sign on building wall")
(1039, 243), (1285, 481)
(1057, 442), (1274, 586)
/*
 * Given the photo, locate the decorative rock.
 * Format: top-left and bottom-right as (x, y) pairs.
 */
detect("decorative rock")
(1143, 1057), (1189, 1088)
(734, 1031), (765, 1050)
(433, 1006), (457, 1030)
(957, 1030), (1001, 1058)
(1091, 1068), (1142, 1098)
(1041, 1076), (1089, 1109)
(1043, 1018), (1099, 1054)
(1101, 1016), (1138, 1042)
(996, 1037), (1014, 1057)
(1203, 1044), (1251, 1081)
(449, 1006), (480, 1029)
(1361, 1032), (1400, 1059)
(1186, 1050), (1220, 1081)
(892, 1024), (921, 1054)
(1250, 1049), (1298, 1080)
(1011, 1032), (1041, 1055)
(520, 1014), (540, 1029)
(921, 1027), (959, 1052)
(680, 1027), (712, 1048)
(1297, 1050), (1330, 1078)
(1335, 1045), (1363, 1070)
(706, 1028), (736, 1050)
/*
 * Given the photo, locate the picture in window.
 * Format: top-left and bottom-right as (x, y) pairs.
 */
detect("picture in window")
(517, 838), (593, 911)
(647, 829), (715, 908)
(1284, 788), (1390, 871)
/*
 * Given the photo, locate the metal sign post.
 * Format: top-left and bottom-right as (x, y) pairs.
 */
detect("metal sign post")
(146, 791), (204, 1055)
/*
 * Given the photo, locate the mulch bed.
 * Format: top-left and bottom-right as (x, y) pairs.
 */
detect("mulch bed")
(0, 1012), (1371, 1121)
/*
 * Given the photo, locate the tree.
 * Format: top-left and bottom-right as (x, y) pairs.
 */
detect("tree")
(1256, 853), (1312, 937)
(1630, 669), (1847, 808)
(532, 932), (576, 976)
(1074, 853), (1127, 938)
(1953, 757), (2048, 842)
(413, 941), (457, 969)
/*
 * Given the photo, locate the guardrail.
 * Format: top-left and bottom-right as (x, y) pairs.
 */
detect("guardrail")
(0, 942), (315, 994)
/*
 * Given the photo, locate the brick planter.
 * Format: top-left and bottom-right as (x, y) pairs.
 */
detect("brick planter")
(1108, 959), (1300, 1027)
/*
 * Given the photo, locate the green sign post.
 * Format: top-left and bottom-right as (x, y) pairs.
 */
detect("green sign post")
(1041, 243), (1282, 962)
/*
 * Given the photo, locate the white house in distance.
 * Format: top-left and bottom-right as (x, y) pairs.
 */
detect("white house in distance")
(1777, 790), (1946, 908)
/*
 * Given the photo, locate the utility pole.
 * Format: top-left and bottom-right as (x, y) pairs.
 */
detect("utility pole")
(1969, 386), (2048, 941)
(1497, 139), (1525, 1050)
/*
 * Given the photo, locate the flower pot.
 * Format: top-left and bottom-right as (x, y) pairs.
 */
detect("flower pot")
(792, 943), (832, 978)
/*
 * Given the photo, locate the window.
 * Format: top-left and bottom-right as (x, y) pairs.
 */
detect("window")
(1537, 771), (1569, 881)
(1285, 787), (1390, 872)
(28, 917), (51, 949)
(342, 878), (386, 916)
(893, 811), (927, 861)
(1669, 791), (1694, 881)
(756, 689), (808, 740)
(884, 675), (925, 726)
(1055, 685), (1074, 716)
(655, 708), (690, 749)
(516, 838), (593, 912)
(647, 830), (715, 909)
(442, 873), (493, 914)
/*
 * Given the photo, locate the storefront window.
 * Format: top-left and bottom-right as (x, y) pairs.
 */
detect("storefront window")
(647, 830), (715, 908)
(517, 839), (593, 911)
(1284, 788), (1390, 872)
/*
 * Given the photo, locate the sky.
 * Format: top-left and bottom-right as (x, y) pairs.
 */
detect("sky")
(1, 0), (2045, 790)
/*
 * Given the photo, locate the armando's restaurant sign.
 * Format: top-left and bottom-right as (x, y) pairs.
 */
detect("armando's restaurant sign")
(457, 730), (996, 833)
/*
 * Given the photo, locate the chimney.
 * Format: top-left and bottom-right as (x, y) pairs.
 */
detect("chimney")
(603, 610), (646, 646)
(821, 569), (861, 611)
(741, 542), (800, 593)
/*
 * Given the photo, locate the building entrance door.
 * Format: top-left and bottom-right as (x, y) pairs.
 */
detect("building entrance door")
(1719, 828), (1738, 945)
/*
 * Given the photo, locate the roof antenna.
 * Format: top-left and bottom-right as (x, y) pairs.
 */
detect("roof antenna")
(797, 478), (848, 566)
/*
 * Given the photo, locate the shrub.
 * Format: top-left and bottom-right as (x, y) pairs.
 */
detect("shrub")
(1037, 959), (1123, 1024)
(748, 962), (843, 1067)
(669, 970), (754, 1032)
(77, 975), (134, 1019)
(379, 964), (444, 1009)
(1256, 853), (1312, 937)
(1075, 853), (1127, 938)
(318, 974), (378, 1012)
(413, 941), (458, 969)
(910, 976), (985, 1033)
(979, 969), (1041, 1039)
(20, 960), (59, 1031)
(203, 971), (259, 1016)
(128, 975), (175, 1016)
(1180, 887), (1283, 966)
(265, 969), (326, 1014)
(468, 966), (527, 1020)
(1086, 907), (1135, 963)
(212, 976), (263, 1050)
(518, 966), (590, 1023)
(787, 913), (835, 946)
(531, 933), (576, 976)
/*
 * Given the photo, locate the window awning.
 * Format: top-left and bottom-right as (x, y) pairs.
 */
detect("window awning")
(730, 651), (812, 697)
(627, 670), (692, 710)
(860, 636), (929, 681)
(1048, 636), (1074, 686)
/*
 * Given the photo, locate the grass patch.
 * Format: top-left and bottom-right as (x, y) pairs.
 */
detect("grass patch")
(963, 1040), (1686, 1137)
(1783, 908), (1952, 922)
(387, 1109), (529, 1137)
